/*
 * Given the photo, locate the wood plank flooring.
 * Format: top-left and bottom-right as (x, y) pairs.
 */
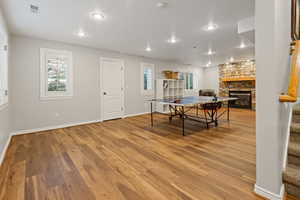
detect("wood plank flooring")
(0, 108), (298, 200)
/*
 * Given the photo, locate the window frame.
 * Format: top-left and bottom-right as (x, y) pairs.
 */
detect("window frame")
(180, 72), (198, 91)
(40, 48), (73, 100)
(141, 62), (155, 96)
(0, 32), (8, 110)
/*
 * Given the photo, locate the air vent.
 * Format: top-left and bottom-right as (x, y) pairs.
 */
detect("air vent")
(156, 2), (168, 8)
(30, 4), (39, 14)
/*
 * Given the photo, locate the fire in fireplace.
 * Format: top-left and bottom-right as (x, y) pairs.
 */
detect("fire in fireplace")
(229, 90), (252, 109)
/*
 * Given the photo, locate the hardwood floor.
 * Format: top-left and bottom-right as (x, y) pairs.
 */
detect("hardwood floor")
(0, 108), (298, 200)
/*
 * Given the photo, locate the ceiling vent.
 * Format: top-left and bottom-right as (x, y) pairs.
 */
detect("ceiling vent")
(30, 4), (39, 14)
(156, 2), (168, 8)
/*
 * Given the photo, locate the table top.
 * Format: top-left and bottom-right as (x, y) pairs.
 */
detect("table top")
(150, 96), (238, 106)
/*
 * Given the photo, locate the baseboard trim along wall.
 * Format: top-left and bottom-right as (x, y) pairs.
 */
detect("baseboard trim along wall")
(0, 134), (12, 166)
(123, 112), (150, 118)
(11, 112), (150, 136)
(254, 184), (285, 200)
(11, 119), (103, 136)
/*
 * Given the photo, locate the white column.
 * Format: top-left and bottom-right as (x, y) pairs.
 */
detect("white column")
(255, 0), (292, 199)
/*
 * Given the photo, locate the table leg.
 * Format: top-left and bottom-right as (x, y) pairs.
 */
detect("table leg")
(227, 101), (230, 121)
(150, 102), (153, 127)
(215, 108), (218, 126)
(169, 105), (173, 122)
(182, 106), (185, 136)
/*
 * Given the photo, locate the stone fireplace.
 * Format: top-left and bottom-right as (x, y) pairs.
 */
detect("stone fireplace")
(229, 90), (252, 109)
(219, 60), (256, 109)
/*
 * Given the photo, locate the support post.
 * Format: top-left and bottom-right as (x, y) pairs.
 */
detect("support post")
(182, 106), (185, 136)
(150, 102), (153, 127)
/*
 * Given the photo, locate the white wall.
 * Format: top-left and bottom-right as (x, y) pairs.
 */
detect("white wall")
(0, 9), (10, 164)
(203, 66), (219, 95)
(255, 0), (292, 199)
(10, 35), (204, 132)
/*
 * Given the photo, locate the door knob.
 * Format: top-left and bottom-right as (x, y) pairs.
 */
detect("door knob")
(103, 92), (107, 95)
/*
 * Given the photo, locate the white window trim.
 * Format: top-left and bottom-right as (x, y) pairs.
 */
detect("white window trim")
(0, 32), (8, 109)
(40, 48), (73, 100)
(141, 63), (155, 96)
(180, 72), (198, 91)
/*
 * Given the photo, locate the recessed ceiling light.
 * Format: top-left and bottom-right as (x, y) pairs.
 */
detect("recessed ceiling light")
(203, 23), (218, 31)
(156, 2), (168, 8)
(90, 12), (105, 21)
(77, 30), (87, 38)
(239, 42), (246, 49)
(145, 46), (152, 52)
(206, 61), (212, 67)
(207, 49), (216, 55)
(167, 36), (178, 44)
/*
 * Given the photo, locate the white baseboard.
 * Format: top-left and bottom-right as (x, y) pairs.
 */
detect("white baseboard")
(254, 184), (285, 200)
(0, 133), (12, 166)
(12, 111), (150, 136)
(11, 119), (103, 136)
(283, 103), (293, 170)
(124, 112), (149, 118)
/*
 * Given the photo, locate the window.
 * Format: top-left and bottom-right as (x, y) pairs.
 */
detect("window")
(0, 33), (8, 108)
(40, 48), (73, 100)
(141, 63), (155, 95)
(180, 72), (197, 90)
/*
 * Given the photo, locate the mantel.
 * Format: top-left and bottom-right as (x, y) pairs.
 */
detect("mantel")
(221, 77), (256, 82)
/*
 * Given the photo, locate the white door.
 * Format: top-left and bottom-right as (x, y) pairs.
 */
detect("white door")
(100, 58), (124, 121)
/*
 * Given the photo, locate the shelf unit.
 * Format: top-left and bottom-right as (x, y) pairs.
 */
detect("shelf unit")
(156, 79), (185, 113)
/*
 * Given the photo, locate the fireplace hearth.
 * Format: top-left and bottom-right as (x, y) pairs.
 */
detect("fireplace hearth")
(229, 90), (252, 109)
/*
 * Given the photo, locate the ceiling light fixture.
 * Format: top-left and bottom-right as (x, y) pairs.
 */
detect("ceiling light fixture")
(90, 12), (105, 21)
(203, 23), (218, 31)
(207, 49), (216, 55)
(77, 30), (87, 38)
(239, 42), (246, 49)
(167, 36), (178, 44)
(206, 60), (212, 67)
(145, 46), (152, 52)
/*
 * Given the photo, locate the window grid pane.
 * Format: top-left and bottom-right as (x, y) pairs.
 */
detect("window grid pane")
(180, 72), (194, 90)
(47, 57), (67, 92)
(189, 73), (193, 89)
(144, 68), (152, 90)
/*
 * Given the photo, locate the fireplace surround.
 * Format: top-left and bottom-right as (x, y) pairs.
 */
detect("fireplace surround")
(229, 90), (252, 109)
(219, 60), (256, 110)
